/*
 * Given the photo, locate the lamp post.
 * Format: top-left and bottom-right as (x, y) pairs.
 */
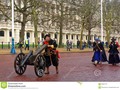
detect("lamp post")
(101, 0), (104, 41)
(10, 0), (16, 54)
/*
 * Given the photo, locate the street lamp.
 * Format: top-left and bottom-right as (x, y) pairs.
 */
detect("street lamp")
(10, 0), (16, 54)
(101, 0), (104, 41)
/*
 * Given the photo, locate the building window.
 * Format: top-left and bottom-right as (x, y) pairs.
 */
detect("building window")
(86, 36), (87, 40)
(72, 35), (74, 40)
(76, 35), (78, 40)
(55, 33), (57, 39)
(27, 32), (30, 38)
(9, 31), (12, 37)
(66, 34), (68, 39)
(42, 33), (44, 38)
(19, 31), (21, 37)
(90, 36), (91, 40)
(0, 31), (4, 36)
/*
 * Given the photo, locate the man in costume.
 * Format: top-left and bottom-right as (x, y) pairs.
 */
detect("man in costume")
(43, 34), (59, 74)
(92, 38), (107, 66)
(108, 37), (120, 65)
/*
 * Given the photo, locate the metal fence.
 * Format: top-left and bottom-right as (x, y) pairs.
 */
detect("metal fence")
(0, 42), (36, 49)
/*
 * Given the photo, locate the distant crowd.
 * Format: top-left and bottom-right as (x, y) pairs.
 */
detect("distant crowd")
(66, 39), (120, 51)
(17, 37), (120, 52)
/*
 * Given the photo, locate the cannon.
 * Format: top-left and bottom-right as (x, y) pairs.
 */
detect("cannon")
(14, 44), (47, 77)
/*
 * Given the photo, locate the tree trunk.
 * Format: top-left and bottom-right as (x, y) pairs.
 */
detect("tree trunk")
(20, 19), (26, 42)
(59, 22), (63, 47)
(80, 22), (85, 50)
(88, 30), (91, 41)
(87, 23), (91, 47)
(106, 30), (110, 45)
(59, 2), (63, 48)
(105, 23), (111, 45)
(32, 3), (38, 49)
(34, 16), (38, 49)
(87, 15), (92, 46)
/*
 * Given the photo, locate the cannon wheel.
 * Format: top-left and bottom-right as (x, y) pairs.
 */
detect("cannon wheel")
(34, 54), (46, 77)
(14, 53), (27, 75)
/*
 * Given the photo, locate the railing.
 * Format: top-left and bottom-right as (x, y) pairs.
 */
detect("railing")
(0, 42), (36, 49)
(0, 42), (11, 49)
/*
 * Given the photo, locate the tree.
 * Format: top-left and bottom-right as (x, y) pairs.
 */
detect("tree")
(70, 0), (99, 49)
(51, 0), (77, 47)
(31, 0), (41, 48)
(84, 0), (100, 43)
(103, 0), (120, 44)
(14, 0), (33, 41)
(0, 0), (11, 21)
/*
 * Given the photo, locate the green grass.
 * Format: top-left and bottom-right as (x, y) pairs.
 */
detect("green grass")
(0, 44), (10, 49)
(0, 43), (38, 49)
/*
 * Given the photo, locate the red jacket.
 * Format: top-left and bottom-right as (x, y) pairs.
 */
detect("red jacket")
(43, 40), (60, 58)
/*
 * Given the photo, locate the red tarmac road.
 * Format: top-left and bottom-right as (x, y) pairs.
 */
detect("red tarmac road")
(0, 52), (120, 81)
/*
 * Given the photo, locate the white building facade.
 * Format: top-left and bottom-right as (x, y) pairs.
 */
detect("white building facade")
(0, 21), (120, 45)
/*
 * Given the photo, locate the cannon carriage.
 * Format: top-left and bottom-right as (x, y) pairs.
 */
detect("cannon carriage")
(14, 44), (47, 77)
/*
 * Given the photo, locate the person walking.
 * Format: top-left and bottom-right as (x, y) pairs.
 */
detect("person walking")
(25, 38), (29, 50)
(17, 39), (24, 53)
(66, 40), (70, 51)
(108, 37), (120, 66)
(92, 38), (107, 66)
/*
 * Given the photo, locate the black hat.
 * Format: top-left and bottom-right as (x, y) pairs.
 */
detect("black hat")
(44, 34), (50, 39)
(111, 37), (116, 41)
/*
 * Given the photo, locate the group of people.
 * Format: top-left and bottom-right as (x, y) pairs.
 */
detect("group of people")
(77, 40), (93, 49)
(17, 34), (120, 74)
(43, 35), (120, 74)
(92, 37), (120, 66)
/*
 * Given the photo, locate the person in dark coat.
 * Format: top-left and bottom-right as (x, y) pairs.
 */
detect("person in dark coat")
(108, 37), (120, 65)
(43, 34), (59, 74)
(92, 38), (107, 66)
(17, 39), (24, 53)
(66, 40), (70, 51)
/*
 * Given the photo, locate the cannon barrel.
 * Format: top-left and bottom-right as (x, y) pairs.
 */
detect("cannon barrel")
(33, 44), (47, 56)
(20, 44), (47, 66)
(28, 44), (47, 64)
(20, 50), (33, 66)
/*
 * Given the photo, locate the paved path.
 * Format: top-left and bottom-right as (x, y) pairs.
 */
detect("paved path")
(0, 52), (120, 81)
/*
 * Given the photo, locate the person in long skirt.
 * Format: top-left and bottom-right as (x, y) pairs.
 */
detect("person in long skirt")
(108, 37), (120, 65)
(92, 38), (107, 66)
